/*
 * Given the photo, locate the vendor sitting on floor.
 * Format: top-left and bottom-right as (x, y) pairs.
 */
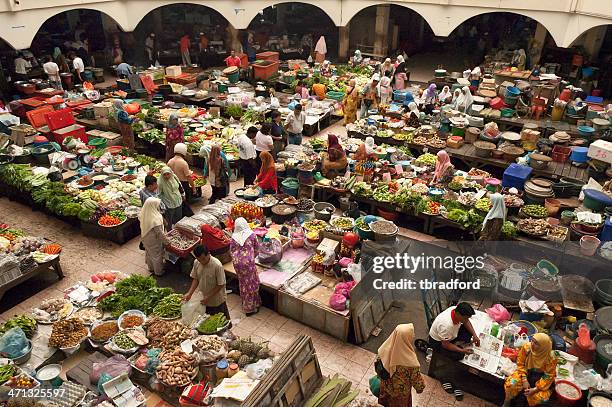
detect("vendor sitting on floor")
(353, 136), (377, 162)
(321, 134), (348, 179)
(503, 333), (556, 407)
(201, 223), (231, 257)
(428, 302), (480, 401)
(312, 76), (327, 100)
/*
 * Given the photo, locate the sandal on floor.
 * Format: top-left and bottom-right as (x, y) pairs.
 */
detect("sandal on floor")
(442, 382), (454, 394)
(454, 389), (464, 401)
(414, 339), (429, 353)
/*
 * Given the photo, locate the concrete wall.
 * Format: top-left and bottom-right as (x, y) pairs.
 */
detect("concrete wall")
(0, 0), (610, 49)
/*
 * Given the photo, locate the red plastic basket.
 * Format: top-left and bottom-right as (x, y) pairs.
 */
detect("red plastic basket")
(165, 229), (200, 257)
(377, 208), (398, 222)
(552, 145), (572, 163)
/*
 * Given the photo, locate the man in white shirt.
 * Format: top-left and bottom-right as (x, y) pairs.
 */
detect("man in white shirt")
(237, 126), (258, 187)
(428, 302), (479, 400)
(284, 103), (306, 145)
(255, 123), (274, 172)
(14, 54), (31, 81)
(69, 52), (85, 83)
(42, 56), (62, 90)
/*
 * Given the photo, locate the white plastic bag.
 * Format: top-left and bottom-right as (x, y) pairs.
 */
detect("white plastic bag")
(499, 357), (517, 377)
(245, 359), (274, 380)
(181, 291), (206, 327)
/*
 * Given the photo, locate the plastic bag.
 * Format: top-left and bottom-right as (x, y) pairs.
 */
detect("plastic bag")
(145, 348), (162, 374)
(245, 359), (273, 380)
(514, 333), (529, 348)
(368, 375), (380, 397)
(90, 355), (132, 384)
(329, 294), (347, 311)
(501, 346), (519, 362)
(97, 373), (112, 396)
(182, 291), (206, 327)
(486, 304), (511, 323)
(499, 357), (517, 377)
(0, 327), (29, 359)
(258, 239), (282, 265)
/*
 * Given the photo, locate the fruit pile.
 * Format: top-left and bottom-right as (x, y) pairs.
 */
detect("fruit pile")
(227, 337), (274, 368)
(230, 202), (263, 222)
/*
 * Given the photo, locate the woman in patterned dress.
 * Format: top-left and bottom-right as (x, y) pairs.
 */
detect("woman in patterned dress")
(229, 217), (261, 315)
(165, 113), (184, 162)
(342, 79), (360, 125)
(503, 333), (556, 406)
(377, 323), (426, 407)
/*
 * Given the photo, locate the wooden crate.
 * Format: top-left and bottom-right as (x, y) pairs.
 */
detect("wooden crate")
(243, 335), (322, 407)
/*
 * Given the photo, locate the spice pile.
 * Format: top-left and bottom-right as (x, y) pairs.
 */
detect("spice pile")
(48, 318), (88, 348)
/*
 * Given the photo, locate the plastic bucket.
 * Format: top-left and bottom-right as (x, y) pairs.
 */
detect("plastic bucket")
(580, 235), (600, 256)
(544, 198), (561, 216)
(506, 86), (520, 97)
(552, 106), (564, 121)
(227, 70), (239, 84)
(504, 95), (518, 106)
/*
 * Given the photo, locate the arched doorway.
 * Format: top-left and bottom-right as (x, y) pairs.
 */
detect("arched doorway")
(133, 3), (235, 67)
(246, 3), (337, 61)
(30, 9), (122, 68)
(346, 4), (434, 60)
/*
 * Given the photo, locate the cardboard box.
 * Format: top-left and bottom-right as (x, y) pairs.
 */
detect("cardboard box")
(165, 65), (182, 77)
(316, 238), (340, 254)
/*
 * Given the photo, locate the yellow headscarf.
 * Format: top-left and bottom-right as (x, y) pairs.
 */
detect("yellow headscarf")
(525, 333), (553, 370)
(377, 324), (420, 375)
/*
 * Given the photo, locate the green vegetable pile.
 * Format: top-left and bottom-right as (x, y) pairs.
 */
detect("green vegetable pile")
(108, 210), (127, 222)
(139, 129), (165, 144)
(502, 221), (517, 238)
(0, 315), (37, 338)
(447, 182), (463, 191)
(352, 182), (372, 197)
(225, 105), (244, 118)
(521, 204), (547, 218)
(113, 331), (137, 350)
(99, 275), (174, 318)
(0, 365), (15, 383)
(241, 108), (264, 124)
(0, 164), (34, 191)
(414, 153), (437, 167)
(475, 198), (491, 212)
(152, 294), (182, 319)
(372, 184), (393, 202)
(355, 217), (371, 231)
(197, 313), (228, 334)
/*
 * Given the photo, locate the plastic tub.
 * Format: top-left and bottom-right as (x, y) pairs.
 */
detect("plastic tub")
(314, 202), (335, 221)
(377, 208), (398, 221)
(580, 235), (600, 256)
(555, 380), (582, 406)
(544, 198), (561, 217)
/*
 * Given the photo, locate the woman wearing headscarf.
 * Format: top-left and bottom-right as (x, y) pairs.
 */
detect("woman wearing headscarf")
(167, 143), (196, 209)
(450, 89), (461, 109)
(157, 166), (183, 228)
(438, 86), (452, 105)
(380, 58), (393, 77)
(503, 333), (556, 407)
(53, 47), (69, 73)
(352, 50), (363, 66)
(480, 193), (507, 241)
(512, 49), (527, 71)
(422, 83), (437, 114)
(405, 102), (420, 128)
(360, 74), (380, 119)
(378, 76), (393, 106)
(431, 150), (454, 185)
(376, 324), (425, 407)
(208, 144), (230, 204)
(254, 151), (277, 194)
(314, 36), (327, 63)
(165, 113), (184, 161)
(114, 99), (136, 150)
(230, 217), (261, 315)
(321, 134), (348, 178)
(353, 136), (377, 162)
(455, 86), (474, 113)
(139, 198), (169, 276)
(392, 56), (407, 90)
(342, 79), (360, 125)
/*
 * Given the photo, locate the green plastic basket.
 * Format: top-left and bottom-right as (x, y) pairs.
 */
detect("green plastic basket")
(326, 91), (345, 101)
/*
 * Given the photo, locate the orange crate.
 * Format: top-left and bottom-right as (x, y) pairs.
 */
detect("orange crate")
(252, 61), (279, 81)
(256, 51), (279, 62)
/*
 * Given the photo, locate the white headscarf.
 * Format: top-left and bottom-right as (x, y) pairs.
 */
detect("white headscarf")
(174, 142), (187, 156)
(377, 76), (391, 93)
(471, 66), (482, 78)
(408, 102), (420, 116)
(365, 137), (376, 155)
(482, 193), (507, 230)
(456, 86), (474, 113)
(438, 86), (452, 102)
(315, 36), (327, 54)
(451, 89), (461, 109)
(396, 55), (405, 64)
(232, 217), (254, 246)
(139, 197), (164, 237)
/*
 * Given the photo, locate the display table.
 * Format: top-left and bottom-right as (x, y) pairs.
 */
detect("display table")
(0, 256), (63, 301)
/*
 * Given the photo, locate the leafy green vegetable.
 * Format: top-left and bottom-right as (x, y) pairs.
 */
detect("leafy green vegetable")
(225, 105), (244, 118)
(152, 294), (182, 318)
(99, 275), (174, 317)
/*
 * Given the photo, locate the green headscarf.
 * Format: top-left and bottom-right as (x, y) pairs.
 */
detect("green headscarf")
(157, 166), (182, 209)
(53, 47), (62, 59)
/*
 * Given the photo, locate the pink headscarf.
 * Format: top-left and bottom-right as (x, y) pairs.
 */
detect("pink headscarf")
(433, 150), (452, 183)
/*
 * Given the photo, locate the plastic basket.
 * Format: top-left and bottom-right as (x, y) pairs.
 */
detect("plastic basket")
(552, 145), (572, 163)
(326, 91), (345, 101)
(164, 229), (200, 257)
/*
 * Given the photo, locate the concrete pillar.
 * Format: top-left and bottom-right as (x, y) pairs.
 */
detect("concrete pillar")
(529, 22), (547, 68)
(373, 5), (390, 57)
(339, 25), (350, 60)
(582, 25), (607, 60)
(391, 25), (399, 51)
